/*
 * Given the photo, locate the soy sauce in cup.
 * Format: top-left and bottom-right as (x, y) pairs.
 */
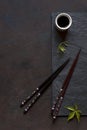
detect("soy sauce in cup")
(55, 13), (72, 31)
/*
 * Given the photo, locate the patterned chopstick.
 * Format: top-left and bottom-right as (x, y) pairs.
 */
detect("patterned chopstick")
(20, 58), (70, 108)
(24, 82), (52, 114)
(51, 49), (81, 120)
(22, 58), (70, 114)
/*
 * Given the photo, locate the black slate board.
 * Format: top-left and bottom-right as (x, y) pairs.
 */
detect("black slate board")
(52, 13), (87, 116)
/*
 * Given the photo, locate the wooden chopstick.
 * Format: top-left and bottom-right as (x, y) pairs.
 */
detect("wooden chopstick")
(51, 49), (81, 120)
(20, 58), (70, 114)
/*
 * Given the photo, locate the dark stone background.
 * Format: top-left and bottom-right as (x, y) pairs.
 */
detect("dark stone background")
(0, 0), (87, 130)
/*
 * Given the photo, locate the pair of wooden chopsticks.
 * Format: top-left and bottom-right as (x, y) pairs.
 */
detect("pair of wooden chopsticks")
(51, 49), (81, 120)
(20, 58), (70, 114)
(20, 49), (81, 119)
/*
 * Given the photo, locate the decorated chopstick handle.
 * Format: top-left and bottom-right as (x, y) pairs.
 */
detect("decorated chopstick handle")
(20, 87), (39, 107)
(51, 89), (62, 116)
(52, 96), (64, 120)
(24, 93), (41, 114)
(51, 89), (63, 115)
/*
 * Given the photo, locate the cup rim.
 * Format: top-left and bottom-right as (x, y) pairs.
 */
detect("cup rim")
(55, 13), (72, 31)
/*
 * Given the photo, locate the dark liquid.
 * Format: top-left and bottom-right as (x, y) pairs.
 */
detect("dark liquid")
(57, 16), (69, 27)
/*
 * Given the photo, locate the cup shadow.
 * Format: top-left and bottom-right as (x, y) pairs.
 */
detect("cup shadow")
(57, 30), (68, 41)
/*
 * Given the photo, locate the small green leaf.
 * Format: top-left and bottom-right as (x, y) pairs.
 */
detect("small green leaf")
(65, 104), (82, 122)
(58, 45), (65, 53)
(76, 111), (80, 122)
(68, 112), (75, 121)
(57, 41), (69, 53)
(63, 41), (69, 46)
(65, 106), (75, 111)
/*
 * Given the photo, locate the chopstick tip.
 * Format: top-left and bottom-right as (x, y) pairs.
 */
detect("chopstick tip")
(20, 101), (25, 107)
(23, 109), (28, 114)
(52, 116), (56, 120)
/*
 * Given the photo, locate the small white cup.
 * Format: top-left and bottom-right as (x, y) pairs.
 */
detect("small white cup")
(55, 13), (72, 31)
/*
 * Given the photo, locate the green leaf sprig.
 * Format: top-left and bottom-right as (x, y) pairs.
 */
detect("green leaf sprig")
(65, 105), (81, 122)
(57, 41), (69, 53)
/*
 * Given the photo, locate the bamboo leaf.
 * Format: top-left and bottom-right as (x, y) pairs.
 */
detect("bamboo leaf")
(65, 104), (82, 122)
(65, 106), (75, 111)
(58, 45), (66, 53)
(60, 46), (66, 52)
(67, 112), (75, 121)
(57, 41), (69, 53)
(76, 111), (81, 122)
(63, 41), (69, 47)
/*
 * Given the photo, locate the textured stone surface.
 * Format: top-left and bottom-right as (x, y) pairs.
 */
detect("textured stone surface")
(52, 13), (87, 116)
